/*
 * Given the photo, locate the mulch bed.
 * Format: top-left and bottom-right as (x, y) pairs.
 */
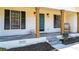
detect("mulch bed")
(7, 42), (58, 51)
(60, 37), (79, 45)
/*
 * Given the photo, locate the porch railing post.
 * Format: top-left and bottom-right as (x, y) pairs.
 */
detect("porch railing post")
(60, 10), (64, 34)
(77, 12), (79, 32)
(36, 7), (40, 38)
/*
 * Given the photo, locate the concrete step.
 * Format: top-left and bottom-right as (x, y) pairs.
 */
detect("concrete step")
(47, 36), (62, 45)
(49, 40), (62, 45)
(47, 38), (60, 42)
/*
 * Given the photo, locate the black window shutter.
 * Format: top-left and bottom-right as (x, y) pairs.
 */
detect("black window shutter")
(21, 11), (26, 29)
(54, 15), (57, 28)
(4, 9), (10, 29)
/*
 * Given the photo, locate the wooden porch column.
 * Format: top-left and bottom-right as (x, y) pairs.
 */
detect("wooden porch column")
(77, 12), (79, 32)
(36, 7), (40, 38)
(60, 10), (65, 34)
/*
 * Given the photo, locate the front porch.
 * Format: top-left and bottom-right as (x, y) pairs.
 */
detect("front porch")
(0, 7), (79, 51)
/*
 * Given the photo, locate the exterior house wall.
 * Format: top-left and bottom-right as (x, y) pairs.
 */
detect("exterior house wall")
(39, 8), (61, 33)
(0, 7), (36, 36)
(64, 11), (77, 32)
(0, 7), (77, 36)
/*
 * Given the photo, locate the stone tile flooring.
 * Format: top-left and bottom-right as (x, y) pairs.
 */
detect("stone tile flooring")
(0, 32), (60, 42)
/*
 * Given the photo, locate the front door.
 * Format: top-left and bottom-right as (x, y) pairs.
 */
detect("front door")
(39, 14), (45, 31)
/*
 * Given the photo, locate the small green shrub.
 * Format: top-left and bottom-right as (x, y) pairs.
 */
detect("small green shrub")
(63, 31), (69, 40)
(0, 48), (6, 51)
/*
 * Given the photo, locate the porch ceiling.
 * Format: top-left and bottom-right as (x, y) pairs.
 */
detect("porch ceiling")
(48, 7), (79, 12)
(39, 7), (79, 12)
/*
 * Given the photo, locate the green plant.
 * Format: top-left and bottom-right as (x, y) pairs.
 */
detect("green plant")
(63, 31), (69, 40)
(0, 48), (6, 51)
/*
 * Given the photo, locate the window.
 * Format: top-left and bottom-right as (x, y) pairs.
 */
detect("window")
(54, 15), (61, 28)
(11, 11), (20, 29)
(4, 9), (26, 29)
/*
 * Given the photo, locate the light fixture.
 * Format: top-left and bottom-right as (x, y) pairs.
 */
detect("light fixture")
(47, 13), (49, 16)
(34, 12), (36, 14)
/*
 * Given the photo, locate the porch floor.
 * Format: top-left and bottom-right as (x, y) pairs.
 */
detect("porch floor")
(0, 32), (60, 42)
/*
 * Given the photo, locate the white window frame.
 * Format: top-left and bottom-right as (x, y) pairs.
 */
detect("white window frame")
(9, 10), (23, 29)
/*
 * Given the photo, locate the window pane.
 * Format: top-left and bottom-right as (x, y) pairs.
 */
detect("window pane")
(11, 10), (20, 29)
(4, 9), (10, 29)
(21, 11), (26, 29)
(54, 15), (60, 28)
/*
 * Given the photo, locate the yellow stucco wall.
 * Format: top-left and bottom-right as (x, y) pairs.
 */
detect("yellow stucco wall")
(64, 11), (77, 32)
(0, 7), (36, 29)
